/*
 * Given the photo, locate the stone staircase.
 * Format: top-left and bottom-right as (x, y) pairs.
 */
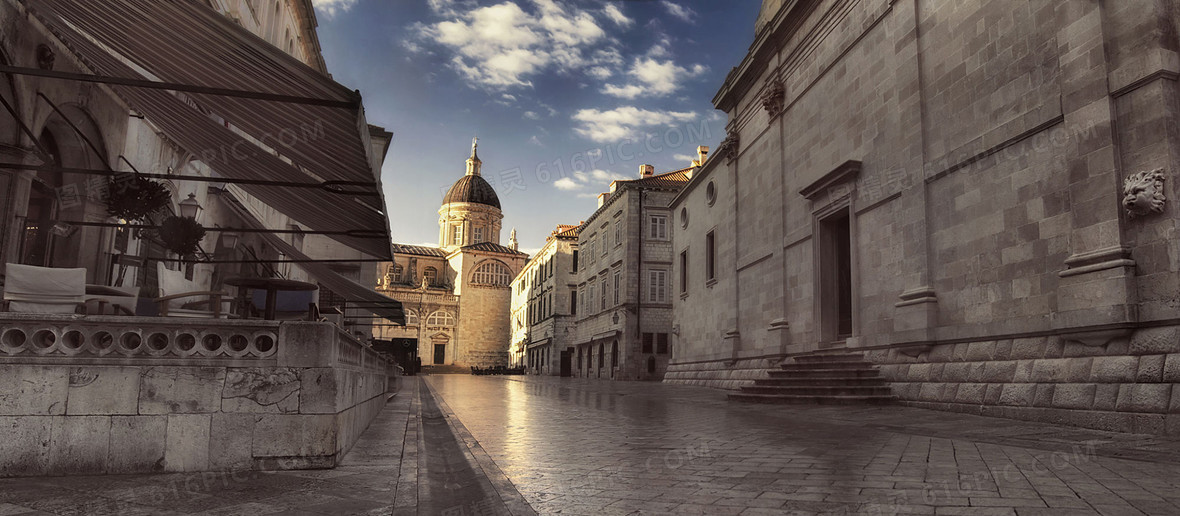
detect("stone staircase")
(728, 352), (897, 405)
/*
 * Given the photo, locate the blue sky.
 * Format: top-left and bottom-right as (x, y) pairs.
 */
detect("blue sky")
(310, 0), (761, 254)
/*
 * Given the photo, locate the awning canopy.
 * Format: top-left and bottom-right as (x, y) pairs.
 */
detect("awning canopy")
(21, 0), (393, 259)
(220, 192), (405, 326)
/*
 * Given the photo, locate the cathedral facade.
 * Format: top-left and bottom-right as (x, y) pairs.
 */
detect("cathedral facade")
(373, 142), (527, 367)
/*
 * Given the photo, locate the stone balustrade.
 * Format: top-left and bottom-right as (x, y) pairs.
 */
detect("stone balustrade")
(0, 315), (395, 477)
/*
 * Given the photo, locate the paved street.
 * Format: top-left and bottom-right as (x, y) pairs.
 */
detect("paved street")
(5, 375), (1180, 515)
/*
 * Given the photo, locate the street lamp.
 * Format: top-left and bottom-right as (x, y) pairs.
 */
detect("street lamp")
(218, 230), (241, 250)
(178, 193), (202, 219)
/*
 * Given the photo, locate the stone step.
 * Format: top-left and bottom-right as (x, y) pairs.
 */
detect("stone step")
(740, 385), (895, 396)
(766, 368), (880, 379)
(753, 377), (888, 387)
(793, 353), (866, 364)
(780, 361), (873, 371)
(728, 393), (897, 405)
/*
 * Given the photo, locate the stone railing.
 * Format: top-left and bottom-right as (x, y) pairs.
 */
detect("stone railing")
(0, 314), (279, 363)
(0, 316), (394, 477)
(384, 290), (459, 305)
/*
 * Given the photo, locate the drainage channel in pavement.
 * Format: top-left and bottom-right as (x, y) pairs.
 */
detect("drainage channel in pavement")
(408, 377), (537, 516)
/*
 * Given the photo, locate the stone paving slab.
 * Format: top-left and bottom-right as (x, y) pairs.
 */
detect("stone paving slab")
(426, 375), (1180, 516)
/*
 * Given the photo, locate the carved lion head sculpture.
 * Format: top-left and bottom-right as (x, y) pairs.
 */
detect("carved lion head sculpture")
(1122, 168), (1166, 218)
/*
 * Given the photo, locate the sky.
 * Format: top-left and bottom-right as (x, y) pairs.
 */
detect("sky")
(309, 0), (763, 255)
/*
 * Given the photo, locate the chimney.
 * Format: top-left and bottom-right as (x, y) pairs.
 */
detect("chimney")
(597, 192), (611, 208)
(696, 146), (709, 166)
(640, 164), (655, 178)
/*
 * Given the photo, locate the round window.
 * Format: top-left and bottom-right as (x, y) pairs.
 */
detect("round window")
(705, 181), (716, 206)
(680, 207), (689, 228)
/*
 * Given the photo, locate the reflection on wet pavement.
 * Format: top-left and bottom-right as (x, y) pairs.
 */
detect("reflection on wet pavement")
(427, 375), (1180, 515)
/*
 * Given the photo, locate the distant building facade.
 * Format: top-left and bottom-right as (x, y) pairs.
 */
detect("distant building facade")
(510, 224), (580, 375)
(570, 150), (705, 381)
(667, 0), (1180, 433)
(374, 141), (527, 367)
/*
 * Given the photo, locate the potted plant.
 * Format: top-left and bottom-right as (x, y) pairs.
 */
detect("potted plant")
(106, 173), (171, 223)
(158, 216), (206, 256)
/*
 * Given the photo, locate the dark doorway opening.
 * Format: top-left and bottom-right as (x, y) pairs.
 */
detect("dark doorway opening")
(433, 343), (446, 365)
(820, 208), (853, 340)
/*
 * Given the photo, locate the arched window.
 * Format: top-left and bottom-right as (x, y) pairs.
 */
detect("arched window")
(405, 310), (419, 326)
(598, 343), (604, 370)
(471, 260), (512, 286)
(423, 267), (438, 286)
(426, 311), (455, 327)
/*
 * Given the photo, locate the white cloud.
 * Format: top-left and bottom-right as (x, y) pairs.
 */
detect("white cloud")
(660, 1), (696, 23)
(601, 55), (708, 99)
(673, 153), (696, 163)
(587, 66), (613, 80)
(415, 0), (621, 89)
(529, 135), (544, 146)
(554, 177), (581, 190)
(603, 3), (633, 27)
(312, 0), (360, 18)
(523, 111), (541, 120)
(573, 106), (697, 143)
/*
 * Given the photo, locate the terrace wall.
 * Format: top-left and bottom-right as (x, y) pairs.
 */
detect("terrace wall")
(0, 316), (393, 477)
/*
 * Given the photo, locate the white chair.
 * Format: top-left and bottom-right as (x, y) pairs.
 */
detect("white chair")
(154, 263), (231, 318)
(2, 263), (87, 314)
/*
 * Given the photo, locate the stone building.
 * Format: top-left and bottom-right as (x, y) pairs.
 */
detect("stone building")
(510, 224), (580, 375)
(571, 149), (706, 381)
(0, 0), (392, 334)
(374, 141), (527, 367)
(667, 0), (1180, 434)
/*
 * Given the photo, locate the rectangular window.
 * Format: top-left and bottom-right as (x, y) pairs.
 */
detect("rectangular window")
(570, 289), (577, 315)
(614, 220), (622, 247)
(572, 250), (579, 272)
(452, 225), (463, 245)
(613, 268), (621, 305)
(600, 277), (607, 310)
(648, 215), (667, 240)
(642, 333), (653, 353)
(579, 287), (586, 315)
(656, 333), (669, 354)
(647, 270), (667, 303)
(706, 231), (716, 281)
(679, 251), (688, 294)
(473, 227), (484, 244)
(588, 282), (596, 313)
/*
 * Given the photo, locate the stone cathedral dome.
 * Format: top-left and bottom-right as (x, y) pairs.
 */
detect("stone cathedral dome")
(443, 174), (501, 209)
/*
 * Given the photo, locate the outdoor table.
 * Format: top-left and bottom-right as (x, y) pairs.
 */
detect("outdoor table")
(85, 284), (136, 316)
(224, 277), (317, 320)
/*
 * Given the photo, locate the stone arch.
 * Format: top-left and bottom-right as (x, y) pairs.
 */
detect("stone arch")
(470, 259), (512, 286)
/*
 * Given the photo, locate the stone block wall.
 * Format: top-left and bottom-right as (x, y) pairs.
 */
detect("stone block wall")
(869, 326), (1180, 435)
(0, 317), (393, 477)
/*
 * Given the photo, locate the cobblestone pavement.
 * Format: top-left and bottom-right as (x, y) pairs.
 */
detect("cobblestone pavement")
(425, 375), (1180, 516)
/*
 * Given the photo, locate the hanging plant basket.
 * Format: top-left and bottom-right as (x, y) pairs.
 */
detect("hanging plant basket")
(106, 173), (172, 222)
(158, 216), (206, 256)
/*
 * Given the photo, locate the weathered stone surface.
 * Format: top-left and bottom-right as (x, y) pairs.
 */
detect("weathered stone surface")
(1165, 354), (1180, 383)
(1012, 360), (1034, 382)
(1116, 384), (1172, 413)
(964, 342), (996, 361)
(0, 366), (68, 415)
(966, 362), (987, 383)
(252, 415), (336, 458)
(1065, 358), (1094, 382)
(981, 361), (1017, 383)
(209, 413), (255, 471)
(140, 368), (225, 414)
(955, 383), (985, 404)
(1052, 384), (1097, 410)
(1030, 358), (1071, 382)
(1094, 384), (1120, 411)
(67, 367), (140, 415)
(299, 368), (339, 415)
(49, 416), (110, 475)
(999, 384), (1035, 406)
(1137, 355), (1165, 383)
(984, 384), (1003, 405)
(1009, 338), (1046, 360)
(221, 368), (300, 414)
(0, 416), (52, 476)
(1033, 384), (1056, 407)
(941, 362), (970, 382)
(1129, 326), (1180, 354)
(993, 339), (1013, 361)
(108, 416), (166, 474)
(1090, 356), (1139, 383)
(165, 414), (210, 472)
